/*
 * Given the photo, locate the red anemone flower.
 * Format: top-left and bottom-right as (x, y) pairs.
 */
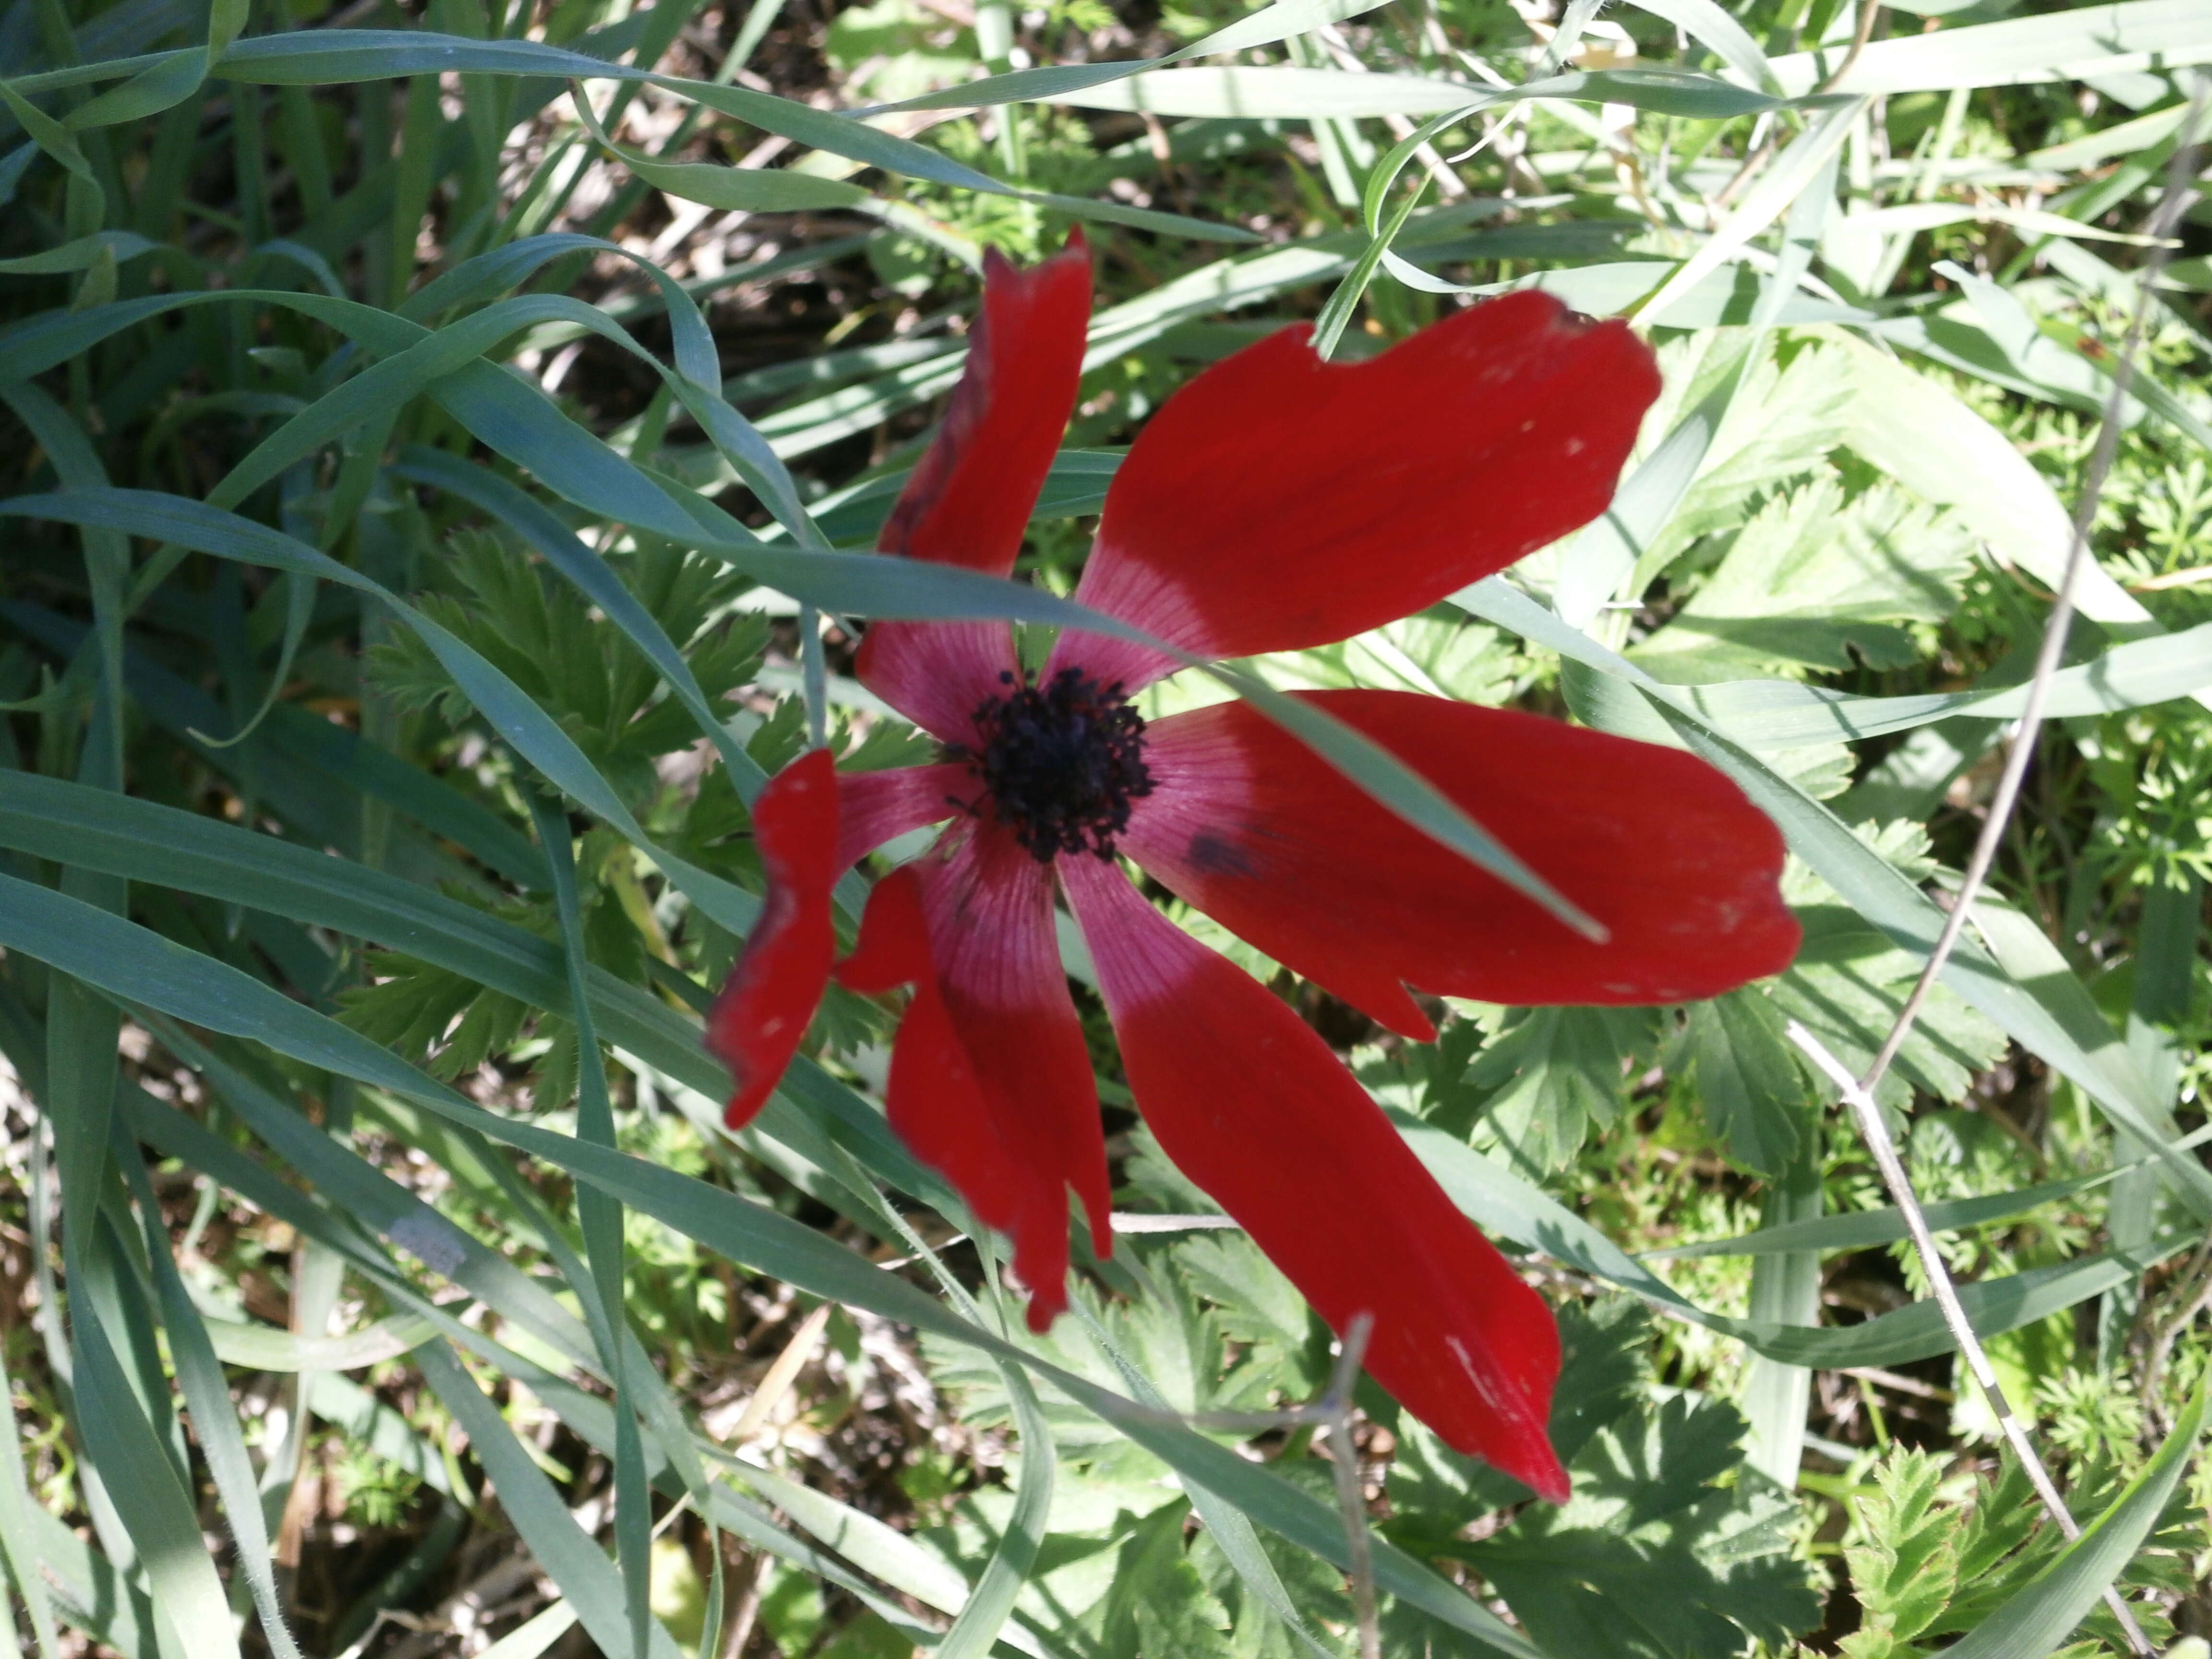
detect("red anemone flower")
(708, 240), (1799, 1502)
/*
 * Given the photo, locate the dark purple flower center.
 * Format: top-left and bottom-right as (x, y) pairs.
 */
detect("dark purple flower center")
(963, 667), (1154, 862)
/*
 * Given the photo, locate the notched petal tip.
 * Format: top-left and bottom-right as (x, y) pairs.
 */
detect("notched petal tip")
(855, 239), (1095, 742)
(1065, 288), (1661, 683)
(706, 749), (841, 1130)
(872, 235), (1093, 576)
(1063, 857), (1570, 1496)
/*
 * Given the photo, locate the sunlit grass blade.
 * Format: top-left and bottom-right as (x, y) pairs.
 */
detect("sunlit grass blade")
(1940, 1383), (2207, 1659)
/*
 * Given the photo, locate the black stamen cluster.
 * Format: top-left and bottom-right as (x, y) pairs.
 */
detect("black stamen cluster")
(965, 667), (1154, 862)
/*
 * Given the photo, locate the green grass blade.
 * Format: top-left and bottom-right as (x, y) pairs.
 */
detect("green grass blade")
(417, 1341), (674, 1659)
(530, 793), (654, 1659)
(933, 1359), (1053, 1659)
(1767, 0), (2212, 96)
(111, 1126), (305, 1659)
(399, 446), (769, 802)
(1394, 1109), (2195, 1367)
(0, 767), (926, 1190)
(1647, 1158), (2176, 1261)
(1941, 1383), (2206, 1659)
(0, 1340), (62, 1659)
(61, 1303), (238, 1658)
(1740, 1142), (1821, 1489)
(22, 1505), (162, 1656)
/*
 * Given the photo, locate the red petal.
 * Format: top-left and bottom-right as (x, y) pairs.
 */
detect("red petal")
(834, 763), (971, 871)
(843, 821), (1110, 1328)
(856, 240), (1093, 742)
(834, 864), (936, 993)
(854, 619), (1020, 750)
(876, 240), (1093, 576)
(1120, 691), (1800, 1036)
(834, 867), (1039, 1291)
(1062, 856), (1569, 1500)
(1052, 293), (1660, 694)
(707, 750), (841, 1128)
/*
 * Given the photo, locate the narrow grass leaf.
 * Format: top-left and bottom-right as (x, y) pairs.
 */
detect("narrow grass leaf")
(0, 1339), (61, 1659)
(402, 448), (769, 801)
(1632, 98), (1862, 327)
(1647, 1159), (2174, 1261)
(417, 1341), (678, 1659)
(934, 1358), (1054, 1659)
(1941, 1383), (2206, 1659)
(0, 229), (155, 273)
(201, 1314), (440, 1371)
(1393, 1110), (2193, 1366)
(112, 1130), (305, 1659)
(1768, 0), (2212, 96)
(530, 794), (654, 1659)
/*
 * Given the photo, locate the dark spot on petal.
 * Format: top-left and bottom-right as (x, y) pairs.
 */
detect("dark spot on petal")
(1186, 830), (1257, 878)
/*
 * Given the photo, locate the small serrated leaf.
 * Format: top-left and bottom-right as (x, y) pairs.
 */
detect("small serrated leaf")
(1684, 986), (1811, 1176)
(1470, 1006), (1655, 1171)
(1841, 1449), (1962, 1657)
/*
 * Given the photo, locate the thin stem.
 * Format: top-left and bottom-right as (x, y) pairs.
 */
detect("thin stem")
(1328, 1314), (1382, 1659)
(2139, 1235), (2212, 1432)
(1855, 80), (2208, 1101)
(799, 603), (829, 751)
(1813, 0), (1884, 96)
(1786, 118), (2211, 1633)
(1787, 1023), (2155, 1656)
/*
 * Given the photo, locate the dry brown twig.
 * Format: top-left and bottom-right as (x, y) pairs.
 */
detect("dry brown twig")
(1785, 72), (2210, 1659)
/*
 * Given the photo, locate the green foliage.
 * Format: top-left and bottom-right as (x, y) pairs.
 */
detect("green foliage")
(1097, 1501), (1234, 1659)
(1837, 1450), (1960, 1659)
(1682, 986), (1811, 1177)
(370, 527), (768, 801)
(1394, 1302), (1819, 1659)
(2, 0), (2210, 1650)
(1467, 1007), (1658, 1172)
(1834, 1449), (2194, 1659)
(1638, 477), (1977, 680)
(328, 1433), (426, 1528)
